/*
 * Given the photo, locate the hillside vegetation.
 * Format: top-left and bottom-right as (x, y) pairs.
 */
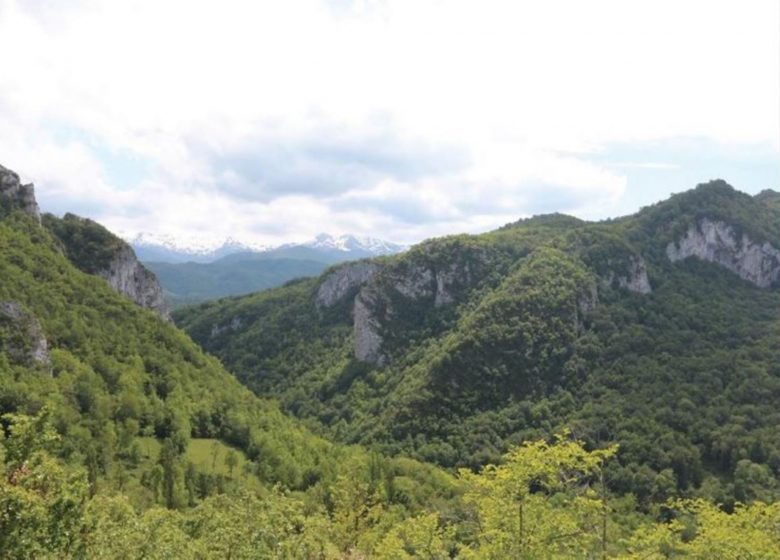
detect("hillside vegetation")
(0, 210), (462, 557)
(177, 182), (780, 510)
(1, 178), (779, 557)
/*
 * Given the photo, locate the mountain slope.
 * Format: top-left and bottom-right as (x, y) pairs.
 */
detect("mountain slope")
(176, 181), (780, 504)
(0, 175), (468, 558)
(2, 164), (778, 557)
(42, 212), (172, 319)
(0, 211), (333, 494)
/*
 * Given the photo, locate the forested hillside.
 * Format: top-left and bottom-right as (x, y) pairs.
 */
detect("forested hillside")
(2, 171), (779, 557)
(0, 192), (458, 557)
(177, 181), (780, 510)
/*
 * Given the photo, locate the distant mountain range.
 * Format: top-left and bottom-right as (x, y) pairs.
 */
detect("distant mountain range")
(129, 232), (405, 264)
(133, 233), (407, 306)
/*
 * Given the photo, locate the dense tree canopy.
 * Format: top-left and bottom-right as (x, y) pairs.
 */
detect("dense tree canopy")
(177, 184), (780, 509)
(1, 183), (779, 557)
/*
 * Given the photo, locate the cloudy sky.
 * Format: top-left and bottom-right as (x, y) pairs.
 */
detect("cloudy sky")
(0, 0), (777, 246)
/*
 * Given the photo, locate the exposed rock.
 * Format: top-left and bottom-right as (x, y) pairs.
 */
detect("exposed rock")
(666, 218), (780, 288)
(601, 256), (652, 294)
(392, 266), (434, 300)
(392, 260), (475, 307)
(353, 288), (386, 365)
(0, 301), (51, 372)
(0, 164), (41, 222)
(316, 262), (381, 308)
(351, 254), (485, 364)
(98, 245), (171, 320)
(45, 213), (172, 320)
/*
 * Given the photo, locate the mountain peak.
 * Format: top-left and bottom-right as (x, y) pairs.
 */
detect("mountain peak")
(304, 233), (406, 254)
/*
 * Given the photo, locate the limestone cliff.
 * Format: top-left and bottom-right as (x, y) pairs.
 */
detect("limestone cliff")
(42, 211), (171, 320)
(353, 287), (386, 365)
(0, 164), (41, 222)
(666, 218), (780, 288)
(1, 163), (170, 319)
(350, 248), (488, 365)
(98, 244), (171, 320)
(316, 262), (381, 308)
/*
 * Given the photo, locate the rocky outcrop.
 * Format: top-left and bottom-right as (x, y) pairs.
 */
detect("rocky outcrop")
(601, 256), (652, 294)
(0, 301), (51, 372)
(316, 262), (381, 308)
(390, 258), (478, 308)
(392, 266), (435, 300)
(353, 288), (386, 365)
(98, 245), (171, 320)
(0, 164), (41, 222)
(44, 212), (172, 321)
(666, 219), (780, 288)
(351, 256), (483, 365)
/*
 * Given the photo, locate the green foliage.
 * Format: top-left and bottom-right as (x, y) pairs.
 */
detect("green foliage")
(458, 435), (617, 558)
(177, 181), (780, 506)
(0, 212), (336, 498)
(42, 213), (127, 275)
(3, 181), (780, 556)
(3, 416), (777, 558)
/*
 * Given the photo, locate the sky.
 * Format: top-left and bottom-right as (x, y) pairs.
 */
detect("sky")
(0, 0), (778, 247)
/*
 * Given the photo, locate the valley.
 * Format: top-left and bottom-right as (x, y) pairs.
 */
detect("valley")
(2, 161), (778, 557)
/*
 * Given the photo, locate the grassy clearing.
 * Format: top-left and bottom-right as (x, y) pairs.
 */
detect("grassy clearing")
(137, 437), (262, 487)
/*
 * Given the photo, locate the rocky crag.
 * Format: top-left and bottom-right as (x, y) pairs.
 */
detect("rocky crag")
(1, 163), (170, 320)
(97, 244), (171, 319)
(666, 218), (780, 288)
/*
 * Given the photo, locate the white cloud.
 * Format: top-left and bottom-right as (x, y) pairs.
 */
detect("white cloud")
(0, 0), (777, 245)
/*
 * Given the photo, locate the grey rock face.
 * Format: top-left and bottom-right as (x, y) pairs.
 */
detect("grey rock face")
(316, 262), (381, 308)
(99, 246), (171, 320)
(0, 164), (41, 222)
(666, 219), (780, 288)
(353, 288), (386, 365)
(351, 260), (478, 365)
(0, 301), (51, 372)
(350, 253), (485, 365)
(621, 257), (652, 294)
(434, 261), (474, 306)
(392, 266), (434, 300)
(392, 260), (476, 307)
(0, 164), (170, 319)
(601, 256), (652, 294)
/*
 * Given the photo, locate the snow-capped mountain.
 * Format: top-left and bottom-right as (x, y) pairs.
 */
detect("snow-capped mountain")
(129, 232), (405, 264)
(129, 233), (269, 263)
(302, 233), (406, 255)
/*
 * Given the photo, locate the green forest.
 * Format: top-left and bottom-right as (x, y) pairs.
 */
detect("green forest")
(177, 182), (780, 508)
(1, 181), (779, 557)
